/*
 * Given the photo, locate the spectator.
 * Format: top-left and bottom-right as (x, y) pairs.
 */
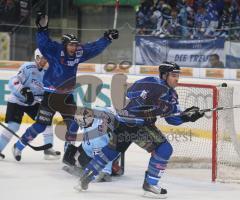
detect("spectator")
(155, 0), (165, 10)
(193, 5), (208, 38)
(232, 6), (240, 39)
(178, 2), (190, 37)
(135, 0), (240, 39)
(166, 9), (181, 37)
(0, 0), (20, 23)
(218, 8), (231, 38)
(150, 6), (169, 37)
(136, 0), (155, 34)
(204, 0), (219, 38)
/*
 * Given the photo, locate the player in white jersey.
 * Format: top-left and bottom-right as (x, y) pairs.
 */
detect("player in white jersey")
(63, 107), (118, 182)
(0, 49), (60, 161)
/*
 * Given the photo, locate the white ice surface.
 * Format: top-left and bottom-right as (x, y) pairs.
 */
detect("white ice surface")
(1, 125), (240, 200)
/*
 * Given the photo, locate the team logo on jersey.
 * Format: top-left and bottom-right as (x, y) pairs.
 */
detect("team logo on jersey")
(32, 79), (43, 88)
(76, 49), (83, 57)
(140, 90), (148, 99)
(67, 59), (80, 66)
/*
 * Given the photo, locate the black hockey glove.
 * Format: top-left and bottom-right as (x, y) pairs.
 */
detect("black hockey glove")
(181, 106), (204, 122)
(20, 87), (34, 105)
(35, 11), (48, 31)
(104, 29), (119, 40)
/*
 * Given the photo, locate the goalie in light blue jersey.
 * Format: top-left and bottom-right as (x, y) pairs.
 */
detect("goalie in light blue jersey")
(63, 107), (117, 182)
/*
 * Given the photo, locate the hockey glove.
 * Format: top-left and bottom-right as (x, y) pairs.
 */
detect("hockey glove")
(104, 29), (119, 40)
(181, 106), (204, 122)
(36, 11), (48, 31)
(20, 87), (34, 105)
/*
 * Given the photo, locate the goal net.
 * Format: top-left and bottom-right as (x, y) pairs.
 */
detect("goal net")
(156, 83), (240, 183)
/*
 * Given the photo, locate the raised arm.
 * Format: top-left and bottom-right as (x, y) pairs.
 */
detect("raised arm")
(35, 12), (61, 59)
(81, 29), (119, 62)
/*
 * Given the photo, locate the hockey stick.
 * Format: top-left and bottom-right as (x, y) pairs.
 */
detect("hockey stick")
(113, 0), (120, 29)
(117, 104), (240, 120)
(169, 104), (240, 118)
(0, 122), (52, 151)
(120, 152), (125, 174)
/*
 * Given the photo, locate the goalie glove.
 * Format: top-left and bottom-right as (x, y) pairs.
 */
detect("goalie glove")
(104, 29), (119, 40)
(35, 11), (48, 31)
(181, 106), (204, 122)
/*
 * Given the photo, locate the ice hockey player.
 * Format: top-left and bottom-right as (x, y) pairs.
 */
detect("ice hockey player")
(63, 107), (120, 182)
(74, 61), (204, 198)
(12, 12), (119, 161)
(0, 49), (60, 161)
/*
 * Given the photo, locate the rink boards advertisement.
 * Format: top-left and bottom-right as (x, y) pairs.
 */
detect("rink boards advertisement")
(135, 36), (225, 68)
(1, 60), (240, 80)
(1, 68), (240, 139)
(0, 70), (213, 138)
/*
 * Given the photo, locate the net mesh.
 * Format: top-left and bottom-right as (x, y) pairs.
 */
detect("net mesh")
(217, 87), (240, 183)
(156, 83), (240, 182)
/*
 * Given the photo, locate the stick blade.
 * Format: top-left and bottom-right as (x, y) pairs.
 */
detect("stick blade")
(29, 143), (52, 151)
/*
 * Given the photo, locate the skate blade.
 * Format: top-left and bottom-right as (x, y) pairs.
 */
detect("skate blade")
(44, 155), (61, 160)
(143, 191), (167, 199)
(74, 184), (87, 192)
(62, 165), (83, 177)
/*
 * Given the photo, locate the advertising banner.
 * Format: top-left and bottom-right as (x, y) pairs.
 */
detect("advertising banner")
(225, 41), (240, 69)
(135, 36), (225, 68)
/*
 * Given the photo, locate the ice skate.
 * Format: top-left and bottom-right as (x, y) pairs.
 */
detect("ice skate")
(95, 172), (112, 182)
(12, 144), (22, 161)
(142, 179), (167, 199)
(74, 169), (95, 191)
(0, 152), (5, 160)
(44, 148), (61, 160)
(62, 165), (83, 177)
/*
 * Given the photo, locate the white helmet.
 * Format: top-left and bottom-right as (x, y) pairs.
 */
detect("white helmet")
(34, 48), (43, 62)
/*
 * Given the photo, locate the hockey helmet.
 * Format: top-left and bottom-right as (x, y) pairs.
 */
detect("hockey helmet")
(34, 49), (43, 60)
(159, 61), (181, 78)
(34, 48), (44, 62)
(34, 48), (47, 69)
(62, 33), (79, 46)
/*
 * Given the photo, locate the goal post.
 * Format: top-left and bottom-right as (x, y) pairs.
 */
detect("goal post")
(177, 83), (218, 182)
(156, 82), (240, 183)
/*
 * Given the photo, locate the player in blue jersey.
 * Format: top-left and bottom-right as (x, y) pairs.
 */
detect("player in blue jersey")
(63, 107), (117, 182)
(12, 12), (119, 161)
(74, 62), (204, 198)
(0, 49), (60, 161)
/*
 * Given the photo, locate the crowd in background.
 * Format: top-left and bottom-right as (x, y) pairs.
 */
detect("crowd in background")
(136, 0), (240, 39)
(0, 0), (30, 24)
